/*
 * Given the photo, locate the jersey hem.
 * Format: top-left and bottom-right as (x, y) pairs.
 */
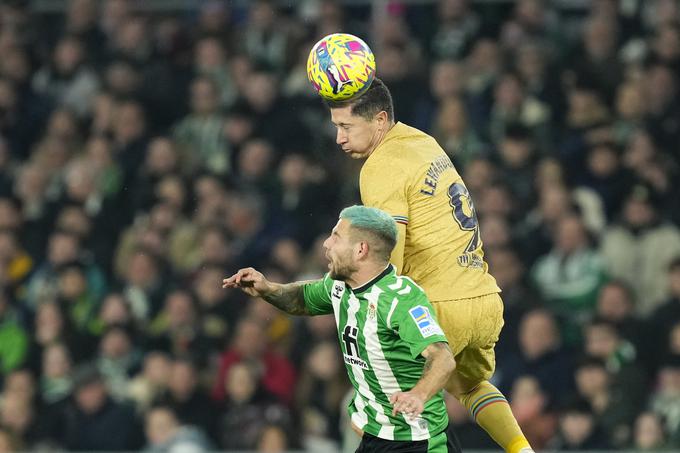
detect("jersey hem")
(361, 420), (449, 442)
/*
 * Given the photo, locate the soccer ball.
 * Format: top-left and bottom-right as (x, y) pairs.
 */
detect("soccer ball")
(307, 33), (376, 101)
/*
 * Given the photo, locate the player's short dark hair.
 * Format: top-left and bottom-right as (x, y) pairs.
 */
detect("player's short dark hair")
(324, 78), (395, 122)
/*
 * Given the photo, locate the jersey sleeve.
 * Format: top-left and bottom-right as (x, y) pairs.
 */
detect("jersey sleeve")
(302, 274), (334, 315)
(388, 287), (448, 359)
(360, 159), (410, 227)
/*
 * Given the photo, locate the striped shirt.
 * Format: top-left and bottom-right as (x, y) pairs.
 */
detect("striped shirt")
(303, 265), (449, 441)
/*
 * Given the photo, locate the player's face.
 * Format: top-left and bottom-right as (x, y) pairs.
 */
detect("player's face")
(330, 106), (382, 159)
(323, 219), (359, 281)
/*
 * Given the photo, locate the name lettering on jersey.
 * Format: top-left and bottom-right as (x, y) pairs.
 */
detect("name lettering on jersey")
(408, 306), (444, 338)
(342, 325), (369, 370)
(420, 155), (454, 196)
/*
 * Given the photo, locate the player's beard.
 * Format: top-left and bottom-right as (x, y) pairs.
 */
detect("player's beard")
(328, 249), (358, 282)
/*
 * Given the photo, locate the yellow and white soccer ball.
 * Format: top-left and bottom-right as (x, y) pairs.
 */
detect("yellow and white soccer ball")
(306, 33), (376, 101)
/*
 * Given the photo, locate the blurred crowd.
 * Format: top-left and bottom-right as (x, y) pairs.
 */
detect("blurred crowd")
(0, 0), (680, 451)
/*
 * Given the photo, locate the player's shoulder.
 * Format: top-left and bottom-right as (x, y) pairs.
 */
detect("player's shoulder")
(381, 123), (442, 157)
(379, 274), (433, 325)
(379, 273), (427, 299)
(362, 123), (445, 179)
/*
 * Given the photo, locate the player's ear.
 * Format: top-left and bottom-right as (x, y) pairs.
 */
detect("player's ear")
(356, 240), (370, 259)
(374, 110), (388, 127)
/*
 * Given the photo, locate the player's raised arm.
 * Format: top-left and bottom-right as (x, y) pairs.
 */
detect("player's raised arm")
(390, 342), (455, 418)
(223, 267), (313, 316)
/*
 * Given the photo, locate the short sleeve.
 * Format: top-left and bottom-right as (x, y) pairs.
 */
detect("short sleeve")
(360, 159), (410, 226)
(302, 274), (335, 315)
(389, 290), (448, 359)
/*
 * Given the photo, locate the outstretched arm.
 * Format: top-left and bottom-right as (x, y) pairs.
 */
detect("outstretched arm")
(390, 342), (456, 418)
(223, 267), (313, 315)
(261, 281), (311, 315)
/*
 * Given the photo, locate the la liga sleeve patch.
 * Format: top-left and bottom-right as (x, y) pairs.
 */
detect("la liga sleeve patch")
(408, 305), (444, 338)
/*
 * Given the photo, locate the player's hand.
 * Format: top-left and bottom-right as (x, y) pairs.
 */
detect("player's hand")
(222, 267), (272, 297)
(390, 391), (425, 419)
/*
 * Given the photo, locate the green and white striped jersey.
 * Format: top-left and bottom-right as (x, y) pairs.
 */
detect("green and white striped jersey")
(303, 265), (449, 441)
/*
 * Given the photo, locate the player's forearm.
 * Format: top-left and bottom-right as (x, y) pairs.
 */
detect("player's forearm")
(262, 282), (311, 315)
(412, 343), (456, 401)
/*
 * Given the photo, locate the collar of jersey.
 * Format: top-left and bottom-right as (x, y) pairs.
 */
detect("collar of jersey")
(350, 264), (394, 294)
(369, 122), (405, 158)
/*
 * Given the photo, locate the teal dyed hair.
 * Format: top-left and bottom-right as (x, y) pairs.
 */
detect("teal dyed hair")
(339, 205), (398, 261)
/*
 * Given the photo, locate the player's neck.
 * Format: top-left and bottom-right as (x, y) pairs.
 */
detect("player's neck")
(367, 121), (396, 157)
(347, 262), (390, 290)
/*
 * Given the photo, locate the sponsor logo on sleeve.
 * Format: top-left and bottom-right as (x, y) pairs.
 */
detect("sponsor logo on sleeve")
(332, 282), (345, 301)
(408, 306), (444, 338)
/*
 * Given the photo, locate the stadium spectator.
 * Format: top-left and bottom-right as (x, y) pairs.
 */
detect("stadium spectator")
(531, 214), (607, 338)
(572, 356), (638, 447)
(648, 355), (680, 447)
(193, 36), (238, 110)
(433, 95), (486, 168)
(428, 0), (480, 60)
(143, 405), (212, 453)
(497, 308), (574, 403)
(495, 124), (538, 210)
(58, 365), (142, 450)
(649, 258), (680, 364)
(549, 399), (611, 450)
(155, 357), (217, 441)
(39, 342), (73, 405)
(583, 319), (648, 416)
(595, 280), (651, 364)
(147, 291), (210, 363)
(212, 317), (296, 405)
(600, 184), (680, 315)
(256, 424), (290, 452)
(173, 76), (229, 175)
(509, 375), (557, 450)
(31, 35), (99, 118)
(126, 351), (171, 413)
(295, 340), (348, 447)
(487, 247), (540, 355)
(240, 0), (289, 72)
(632, 411), (669, 451)
(0, 391), (39, 449)
(96, 324), (141, 399)
(0, 428), (21, 453)
(217, 360), (293, 451)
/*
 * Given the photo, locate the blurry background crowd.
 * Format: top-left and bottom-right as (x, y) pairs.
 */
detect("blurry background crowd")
(0, 0), (680, 451)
